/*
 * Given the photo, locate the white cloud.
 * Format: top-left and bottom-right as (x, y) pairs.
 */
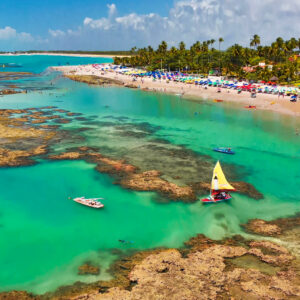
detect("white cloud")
(107, 3), (117, 18)
(2, 1), (300, 51)
(0, 26), (17, 40)
(45, 0), (300, 50)
(49, 29), (65, 38)
(0, 26), (33, 50)
(0, 26), (33, 42)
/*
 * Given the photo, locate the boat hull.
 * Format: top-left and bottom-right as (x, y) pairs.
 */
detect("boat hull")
(213, 148), (235, 155)
(201, 196), (232, 203)
(73, 198), (104, 208)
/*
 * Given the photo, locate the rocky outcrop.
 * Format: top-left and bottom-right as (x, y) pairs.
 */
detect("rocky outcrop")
(88, 241), (300, 300)
(66, 75), (123, 86)
(0, 291), (38, 299)
(48, 148), (196, 202)
(49, 152), (82, 160)
(124, 83), (138, 89)
(243, 219), (282, 236)
(121, 170), (196, 201)
(243, 216), (300, 237)
(0, 145), (47, 167)
(248, 241), (294, 266)
(0, 108), (61, 167)
(0, 89), (21, 95)
(78, 263), (100, 276)
(54, 118), (71, 124)
(3, 231), (300, 300)
(39, 125), (60, 129)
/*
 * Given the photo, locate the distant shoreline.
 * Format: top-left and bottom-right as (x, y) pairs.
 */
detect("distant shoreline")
(0, 52), (128, 58)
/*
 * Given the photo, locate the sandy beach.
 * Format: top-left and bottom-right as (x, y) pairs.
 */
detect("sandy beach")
(53, 64), (300, 117)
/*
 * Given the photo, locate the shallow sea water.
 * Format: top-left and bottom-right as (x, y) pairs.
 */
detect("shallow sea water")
(0, 56), (300, 293)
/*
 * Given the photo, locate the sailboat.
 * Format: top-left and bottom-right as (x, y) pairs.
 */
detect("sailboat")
(201, 161), (236, 203)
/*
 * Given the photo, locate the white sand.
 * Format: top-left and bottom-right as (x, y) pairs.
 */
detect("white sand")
(53, 64), (300, 118)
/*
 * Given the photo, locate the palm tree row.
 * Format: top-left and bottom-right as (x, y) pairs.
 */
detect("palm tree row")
(114, 35), (300, 83)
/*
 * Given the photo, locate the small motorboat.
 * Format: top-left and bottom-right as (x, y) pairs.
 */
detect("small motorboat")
(201, 161), (236, 203)
(73, 197), (104, 208)
(213, 147), (235, 155)
(245, 105), (256, 109)
(213, 99), (223, 102)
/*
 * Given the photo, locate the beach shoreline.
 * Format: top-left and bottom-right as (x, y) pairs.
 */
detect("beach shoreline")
(53, 64), (300, 118)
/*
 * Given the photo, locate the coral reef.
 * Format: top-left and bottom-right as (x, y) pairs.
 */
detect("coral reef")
(65, 75), (123, 86)
(78, 263), (100, 276)
(48, 148), (196, 202)
(37, 232), (300, 300)
(0, 89), (21, 95)
(121, 170), (195, 201)
(243, 216), (300, 237)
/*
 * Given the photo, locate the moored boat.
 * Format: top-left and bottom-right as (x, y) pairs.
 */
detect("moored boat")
(213, 147), (235, 155)
(201, 161), (236, 203)
(73, 197), (104, 208)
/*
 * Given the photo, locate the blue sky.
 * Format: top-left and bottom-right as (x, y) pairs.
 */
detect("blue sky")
(0, 0), (173, 36)
(0, 0), (299, 51)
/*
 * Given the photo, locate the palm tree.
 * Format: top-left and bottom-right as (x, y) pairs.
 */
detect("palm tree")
(202, 41), (208, 52)
(210, 39), (216, 49)
(276, 37), (284, 50)
(179, 41), (186, 52)
(194, 41), (201, 53)
(157, 41), (168, 54)
(218, 38), (224, 74)
(147, 46), (154, 53)
(218, 37), (224, 51)
(250, 34), (261, 49)
(170, 46), (177, 55)
(130, 47), (137, 54)
(206, 40), (211, 50)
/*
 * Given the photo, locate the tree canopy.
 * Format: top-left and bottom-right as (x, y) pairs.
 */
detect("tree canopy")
(114, 36), (300, 84)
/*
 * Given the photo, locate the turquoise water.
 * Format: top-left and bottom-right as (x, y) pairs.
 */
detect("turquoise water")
(0, 54), (111, 73)
(0, 56), (300, 294)
(0, 54), (112, 91)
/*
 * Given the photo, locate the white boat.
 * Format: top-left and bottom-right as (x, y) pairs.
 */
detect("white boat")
(73, 197), (104, 208)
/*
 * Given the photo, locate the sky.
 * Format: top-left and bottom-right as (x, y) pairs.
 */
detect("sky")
(0, 0), (299, 51)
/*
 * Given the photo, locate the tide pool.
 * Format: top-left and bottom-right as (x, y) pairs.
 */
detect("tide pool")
(0, 56), (300, 294)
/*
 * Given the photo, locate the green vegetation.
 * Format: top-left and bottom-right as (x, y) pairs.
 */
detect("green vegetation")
(114, 35), (300, 84)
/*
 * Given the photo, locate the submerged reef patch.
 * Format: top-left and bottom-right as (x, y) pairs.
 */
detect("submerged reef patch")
(12, 222), (300, 300)
(48, 146), (261, 203)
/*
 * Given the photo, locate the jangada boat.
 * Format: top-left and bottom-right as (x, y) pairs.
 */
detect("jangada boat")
(73, 197), (104, 208)
(201, 161), (236, 203)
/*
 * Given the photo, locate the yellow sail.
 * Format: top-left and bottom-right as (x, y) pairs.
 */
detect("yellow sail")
(211, 161), (235, 191)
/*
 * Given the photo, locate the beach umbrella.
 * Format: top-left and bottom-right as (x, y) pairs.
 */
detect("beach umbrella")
(270, 76), (278, 82)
